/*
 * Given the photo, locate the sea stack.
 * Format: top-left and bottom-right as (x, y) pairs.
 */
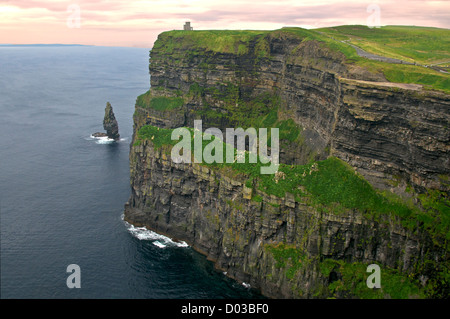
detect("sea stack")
(103, 102), (120, 140)
(92, 102), (120, 140)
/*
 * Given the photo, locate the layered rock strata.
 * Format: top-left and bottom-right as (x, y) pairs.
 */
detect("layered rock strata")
(124, 29), (449, 298)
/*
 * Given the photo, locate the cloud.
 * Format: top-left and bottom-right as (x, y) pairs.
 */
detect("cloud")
(0, 0), (449, 46)
(183, 1), (450, 28)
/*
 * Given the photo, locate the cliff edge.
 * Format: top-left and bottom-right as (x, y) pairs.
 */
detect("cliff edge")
(124, 27), (449, 298)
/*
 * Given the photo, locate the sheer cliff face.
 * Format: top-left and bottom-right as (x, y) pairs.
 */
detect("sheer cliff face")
(125, 30), (449, 298)
(125, 142), (445, 298)
(146, 31), (449, 192)
(334, 80), (449, 192)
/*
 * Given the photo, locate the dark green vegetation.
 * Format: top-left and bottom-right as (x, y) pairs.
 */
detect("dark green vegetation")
(318, 258), (425, 298)
(152, 30), (268, 55)
(136, 124), (177, 148)
(265, 243), (308, 281)
(136, 90), (184, 111)
(190, 85), (301, 144)
(139, 82), (303, 148)
(265, 243), (427, 298)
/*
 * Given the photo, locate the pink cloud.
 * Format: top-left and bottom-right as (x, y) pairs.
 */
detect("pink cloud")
(0, 0), (448, 47)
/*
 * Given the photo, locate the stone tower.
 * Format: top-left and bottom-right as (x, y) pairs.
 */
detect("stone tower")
(183, 22), (193, 30)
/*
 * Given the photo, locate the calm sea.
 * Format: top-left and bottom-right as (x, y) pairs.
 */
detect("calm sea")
(0, 45), (262, 299)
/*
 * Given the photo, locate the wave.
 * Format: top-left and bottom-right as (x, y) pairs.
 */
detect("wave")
(89, 135), (128, 144)
(153, 241), (167, 248)
(122, 216), (189, 249)
(242, 282), (251, 289)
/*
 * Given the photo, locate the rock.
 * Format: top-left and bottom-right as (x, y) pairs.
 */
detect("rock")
(91, 132), (108, 138)
(243, 185), (253, 200)
(285, 192), (295, 208)
(103, 102), (120, 140)
(92, 102), (120, 140)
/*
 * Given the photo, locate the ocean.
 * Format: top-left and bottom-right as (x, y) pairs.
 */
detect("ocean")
(0, 45), (262, 299)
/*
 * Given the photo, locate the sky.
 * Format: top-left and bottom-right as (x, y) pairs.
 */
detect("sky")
(0, 0), (449, 47)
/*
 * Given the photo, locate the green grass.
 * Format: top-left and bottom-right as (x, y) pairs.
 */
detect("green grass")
(417, 189), (450, 241)
(153, 30), (268, 56)
(190, 84), (302, 144)
(382, 64), (450, 92)
(317, 25), (450, 65)
(265, 245), (427, 298)
(251, 194), (263, 203)
(265, 243), (307, 280)
(136, 90), (184, 111)
(318, 259), (425, 299)
(316, 25), (450, 93)
(280, 27), (360, 61)
(135, 125), (178, 148)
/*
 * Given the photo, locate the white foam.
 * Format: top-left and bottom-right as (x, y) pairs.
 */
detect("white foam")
(242, 282), (251, 289)
(153, 241), (167, 248)
(89, 135), (128, 144)
(90, 135), (115, 144)
(123, 218), (189, 248)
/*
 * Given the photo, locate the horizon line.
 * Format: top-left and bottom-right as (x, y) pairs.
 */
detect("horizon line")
(1, 24), (448, 48)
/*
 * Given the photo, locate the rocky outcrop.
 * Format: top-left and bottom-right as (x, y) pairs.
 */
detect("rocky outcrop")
(124, 29), (449, 298)
(92, 102), (120, 140)
(103, 102), (120, 140)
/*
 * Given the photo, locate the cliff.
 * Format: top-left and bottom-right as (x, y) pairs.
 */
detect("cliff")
(124, 28), (449, 298)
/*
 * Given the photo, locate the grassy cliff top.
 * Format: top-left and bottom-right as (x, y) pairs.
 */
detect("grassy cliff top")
(152, 29), (269, 55)
(152, 28), (351, 56)
(152, 25), (450, 93)
(317, 25), (450, 65)
(154, 25), (450, 64)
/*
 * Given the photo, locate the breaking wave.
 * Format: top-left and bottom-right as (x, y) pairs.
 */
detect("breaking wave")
(122, 217), (189, 249)
(89, 135), (128, 144)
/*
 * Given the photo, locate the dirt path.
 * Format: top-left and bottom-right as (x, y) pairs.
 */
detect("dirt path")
(341, 78), (423, 91)
(341, 40), (415, 65)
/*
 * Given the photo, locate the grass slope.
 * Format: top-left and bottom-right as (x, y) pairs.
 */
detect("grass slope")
(316, 25), (450, 93)
(317, 25), (450, 65)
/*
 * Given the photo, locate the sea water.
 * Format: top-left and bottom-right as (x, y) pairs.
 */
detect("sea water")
(0, 45), (262, 299)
